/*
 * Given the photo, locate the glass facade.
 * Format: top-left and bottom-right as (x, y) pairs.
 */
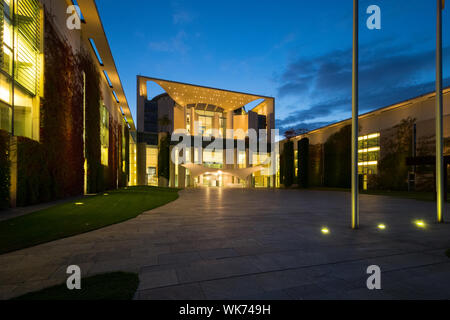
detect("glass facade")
(0, 0), (42, 139)
(195, 109), (226, 137)
(203, 149), (223, 169)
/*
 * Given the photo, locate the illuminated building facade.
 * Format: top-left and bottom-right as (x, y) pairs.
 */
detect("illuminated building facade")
(0, 0), (136, 208)
(281, 88), (450, 191)
(136, 77), (276, 188)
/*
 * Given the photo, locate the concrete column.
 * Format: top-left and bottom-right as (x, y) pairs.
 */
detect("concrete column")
(191, 107), (197, 136)
(226, 111), (234, 139)
(136, 142), (147, 186)
(246, 147), (252, 188)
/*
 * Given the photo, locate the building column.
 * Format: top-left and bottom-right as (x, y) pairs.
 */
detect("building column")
(227, 111), (234, 139)
(246, 147), (252, 188)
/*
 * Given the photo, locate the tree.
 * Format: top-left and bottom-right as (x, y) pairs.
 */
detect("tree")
(284, 128), (308, 140)
(158, 115), (172, 133)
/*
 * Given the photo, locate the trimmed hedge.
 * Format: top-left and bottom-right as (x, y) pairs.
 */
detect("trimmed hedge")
(16, 137), (51, 207)
(0, 130), (10, 209)
(324, 125), (351, 188)
(298, 138), (309, 188)
(282, 140), (294, 187)
(158, 133), (170, 180)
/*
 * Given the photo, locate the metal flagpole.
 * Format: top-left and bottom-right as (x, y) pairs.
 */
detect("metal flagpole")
(352, 0), (359, 229)
(436, 0), (444, 223)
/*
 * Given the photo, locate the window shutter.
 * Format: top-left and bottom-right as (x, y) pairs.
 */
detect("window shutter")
(15, 0), (40, 95)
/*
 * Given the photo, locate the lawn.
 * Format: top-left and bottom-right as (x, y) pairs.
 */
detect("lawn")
(0, 186), (179, 254)
(13, 272), (139, 300)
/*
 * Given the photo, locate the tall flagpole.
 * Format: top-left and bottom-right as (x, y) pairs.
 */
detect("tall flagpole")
(352, 0), (359, 229)
(436, 0), (444, 223)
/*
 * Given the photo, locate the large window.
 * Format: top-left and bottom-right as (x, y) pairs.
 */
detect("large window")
(195, 109), (226, 137)
(203, 149), (223, 169)
(0, 0), (41, 138)
(100, 104), (109, 166)
(358, 133), (380, 175)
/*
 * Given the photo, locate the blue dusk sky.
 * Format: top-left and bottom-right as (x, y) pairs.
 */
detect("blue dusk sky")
(96, 0), (450, 134)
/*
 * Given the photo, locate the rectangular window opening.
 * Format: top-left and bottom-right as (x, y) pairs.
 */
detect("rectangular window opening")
(112, 90), (119, 103)
(71, 0), (86, 23)
(103, 70), (113, 88)
(89, 38), (104, 66)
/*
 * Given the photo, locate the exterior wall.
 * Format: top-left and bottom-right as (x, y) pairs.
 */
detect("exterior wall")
(291, 90), (450, 147)
(282, 89), (450, 191)
(1, 0), (134, 208)
(41, 0), (81, 51)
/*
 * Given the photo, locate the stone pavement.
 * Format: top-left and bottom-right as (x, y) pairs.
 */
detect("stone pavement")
(0, 188), (449, 300)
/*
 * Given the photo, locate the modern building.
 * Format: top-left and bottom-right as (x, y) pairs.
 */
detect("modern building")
(0, 0), (136, 209)
(136, 76), (276, 188)
(280, 88), (450, 192)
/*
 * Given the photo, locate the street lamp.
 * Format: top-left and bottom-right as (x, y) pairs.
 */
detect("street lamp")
(436, 0), (445, 223)
(352, 0), (359, 229)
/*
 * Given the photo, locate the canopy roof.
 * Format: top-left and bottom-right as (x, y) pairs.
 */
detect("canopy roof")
(78, 0), (135, 130)
(140, 76), (274, 112)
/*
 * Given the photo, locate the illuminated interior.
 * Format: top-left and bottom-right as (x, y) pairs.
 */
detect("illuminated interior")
(145, 146), (158, 186)
(358, 132), (380, 190)
(137, 77), (276, 188)
(0, 0), (42, 140)
(100, 104), (109, 166)
(129, 133), (137, 186)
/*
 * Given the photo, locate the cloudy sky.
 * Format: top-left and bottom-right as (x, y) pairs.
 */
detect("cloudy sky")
(96, 0), (449, 134)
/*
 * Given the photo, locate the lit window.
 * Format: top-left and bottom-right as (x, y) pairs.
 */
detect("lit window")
(100, 105), (109, 166)
(358, 133), (380, 175)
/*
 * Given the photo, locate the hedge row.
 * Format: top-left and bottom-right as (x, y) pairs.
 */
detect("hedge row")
(323, 125), (351, 188)
(16, 137), (52, 206)
(0, 130), (10, 209)
(158, 133), (170, 180)
(297, 138), (309, 188)
(281, 140), (294, 187)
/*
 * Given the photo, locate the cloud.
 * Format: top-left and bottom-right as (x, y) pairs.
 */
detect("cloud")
(173, 11), (194, 25)
(148, 31), (189, 54)
(276, 41), (450, 136)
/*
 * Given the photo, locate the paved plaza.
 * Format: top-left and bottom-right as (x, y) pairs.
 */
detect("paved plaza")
(0, 188), (449, 300)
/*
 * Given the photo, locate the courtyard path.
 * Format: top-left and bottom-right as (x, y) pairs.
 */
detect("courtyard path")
(1, 188), (450, 300)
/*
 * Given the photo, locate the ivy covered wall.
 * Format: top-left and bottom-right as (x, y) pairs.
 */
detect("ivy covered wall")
(79, 50), (102, 194)
(40, 15), (84, 199)
(377, 118), (415, 191)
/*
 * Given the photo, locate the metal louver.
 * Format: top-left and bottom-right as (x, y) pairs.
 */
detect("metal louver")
(0, 1), (4, 69)
(15, 0), (40, 96)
